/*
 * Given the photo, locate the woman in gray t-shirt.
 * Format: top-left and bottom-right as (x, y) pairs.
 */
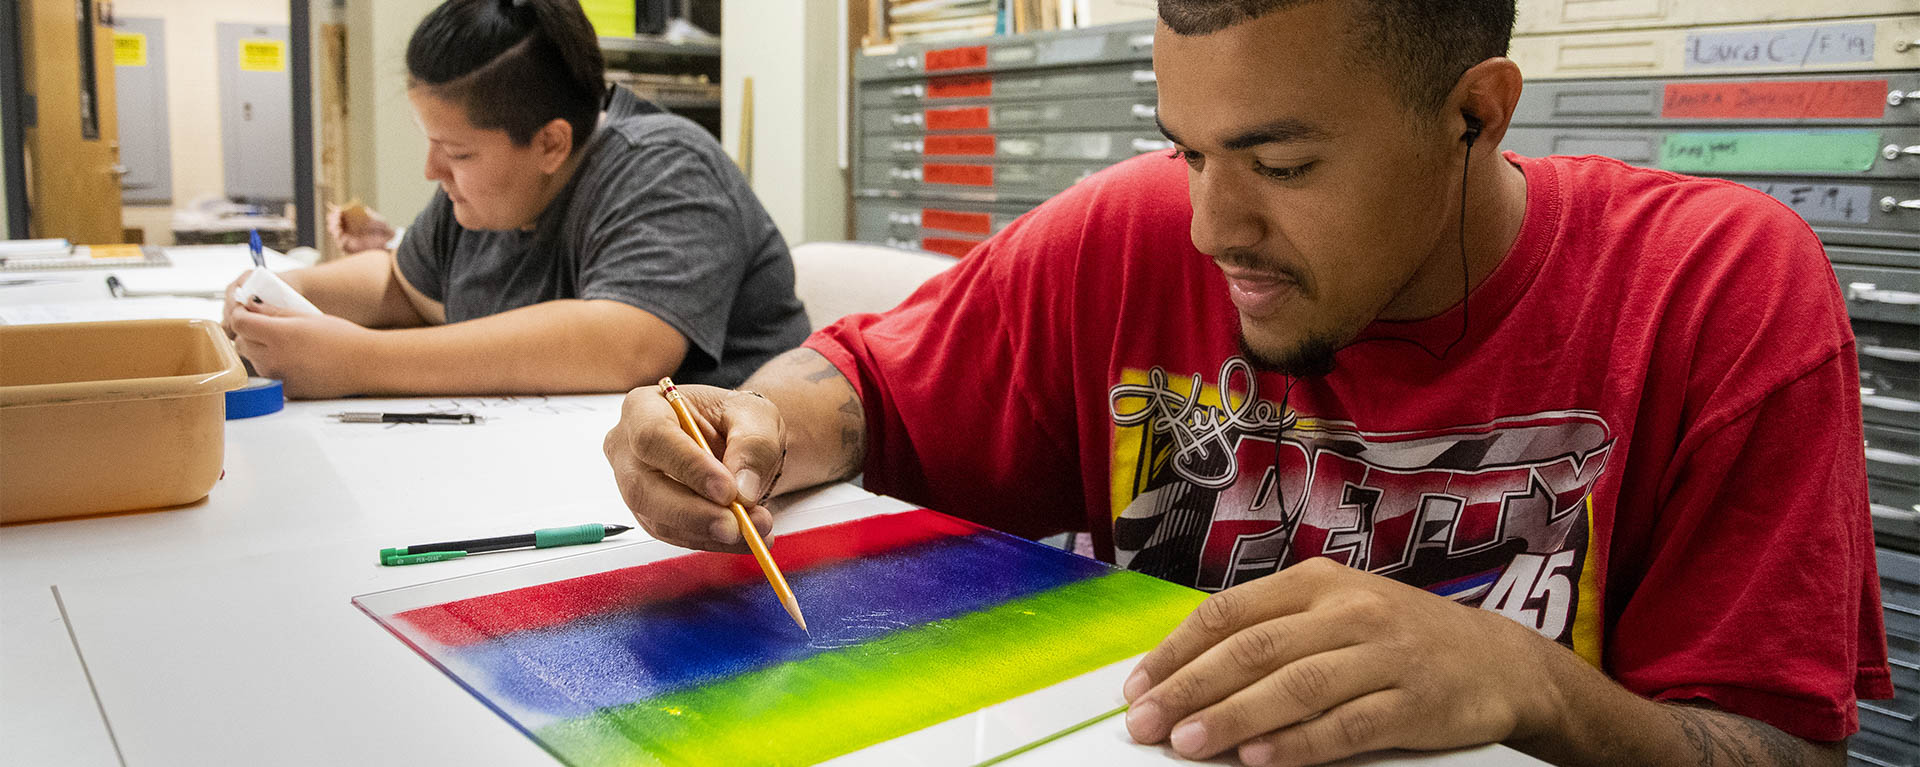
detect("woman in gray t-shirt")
(224, 0), (807, 398)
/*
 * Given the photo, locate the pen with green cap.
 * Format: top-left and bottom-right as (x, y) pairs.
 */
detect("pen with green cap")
(380, 523), (632, 566)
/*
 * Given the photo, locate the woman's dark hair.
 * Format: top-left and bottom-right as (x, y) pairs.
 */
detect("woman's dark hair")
(406, 0), (606, 152)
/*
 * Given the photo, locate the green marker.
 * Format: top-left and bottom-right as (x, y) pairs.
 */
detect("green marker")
(379, 523), (632, 566)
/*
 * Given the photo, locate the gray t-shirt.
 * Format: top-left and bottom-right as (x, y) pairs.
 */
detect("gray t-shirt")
(396, 87), (808, 387)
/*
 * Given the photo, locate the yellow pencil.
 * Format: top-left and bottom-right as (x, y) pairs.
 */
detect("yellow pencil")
(657, 378), (808, 632)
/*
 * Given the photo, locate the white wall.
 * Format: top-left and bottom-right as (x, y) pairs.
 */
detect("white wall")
(345, 0), (440, 224)
(722, 0), (848, 244)
(1, 83), (9, 240)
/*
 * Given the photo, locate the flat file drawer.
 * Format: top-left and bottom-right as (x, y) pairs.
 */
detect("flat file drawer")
(1874, 474), (1920, 549)
(1866, 424), (1920, 492)
(1884, 547), (1920, 641)
(1503, 126), (1920, 179)
(860, 63), (1157, 107)
(1515, 0), (1916, 36)
(1510, 15), (1920, 80)
(1513, 72), (1920, 127)
(857, 159), (1114, 202)
(856, 21), (1152, 80)
(1831, 244), (1920, 272)
(1860, 320), (1920, 431)
(1849, 727), (1918, 767)
(1835, 265), (1920, 326)
(1723, 177), (1920, 253)
(861, 94), (1160, 135)
(1860, 692), (1920, 748)
(852, 199), (1027, 253)
(863, 131), (1170, 163)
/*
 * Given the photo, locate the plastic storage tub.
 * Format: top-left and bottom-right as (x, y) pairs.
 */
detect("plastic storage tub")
(0, 319), (246, 523)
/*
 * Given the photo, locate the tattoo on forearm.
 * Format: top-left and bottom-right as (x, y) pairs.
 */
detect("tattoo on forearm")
(756, 349), (866, 481)
(1663, 703), (1828, 767)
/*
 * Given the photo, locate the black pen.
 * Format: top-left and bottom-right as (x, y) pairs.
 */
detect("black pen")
(380, 523), (633, 566)
(329, 411), (484, 424)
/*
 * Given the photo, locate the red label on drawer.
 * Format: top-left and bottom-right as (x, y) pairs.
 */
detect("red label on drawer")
(922, 135), (996, 156)
(921, 237), (984, 258)
(921, 208), (992, 235)
(923, 163), (994, 186)
(925, 106), (991, 131)
(924, 45), (987, 72)
(1661, 80), (1889, 119)
(928, 75), (992, 99)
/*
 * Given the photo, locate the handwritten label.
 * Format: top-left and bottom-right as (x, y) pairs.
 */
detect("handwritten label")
(113, 32), (147, 67)
(1741, 182), (1874, 224)
(1662, 80), (1888, 120)
(925, 45), (988, 72)
(1684, 22), (1875, 71)
(921, 209), (992, 235)
(920, 237), (984, 258)
(1660, 131), (1881, 173)
(923, 163), (994, 186)
(925, 107), (990, 131)
(922, 135), (996, 156)
(239, 38), (286, 72)
(927, 75), (992, 99)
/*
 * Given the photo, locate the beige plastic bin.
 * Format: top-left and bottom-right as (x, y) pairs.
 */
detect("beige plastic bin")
(0, 319), (247, 523)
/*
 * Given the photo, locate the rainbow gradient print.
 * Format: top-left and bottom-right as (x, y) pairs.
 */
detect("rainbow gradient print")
(355, 509), (1205, 767)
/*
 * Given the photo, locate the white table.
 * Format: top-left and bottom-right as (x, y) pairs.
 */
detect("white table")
(0, 257), (1542, 766)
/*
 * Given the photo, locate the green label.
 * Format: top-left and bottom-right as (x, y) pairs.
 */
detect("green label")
(1661, 131), (1881, 173)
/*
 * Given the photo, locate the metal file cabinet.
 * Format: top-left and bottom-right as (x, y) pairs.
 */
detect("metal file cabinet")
(852, 21), (1157, 259)
(1505, 48), (1920, 763)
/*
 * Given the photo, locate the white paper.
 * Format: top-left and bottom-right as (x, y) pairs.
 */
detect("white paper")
(0, 296), (223, 325)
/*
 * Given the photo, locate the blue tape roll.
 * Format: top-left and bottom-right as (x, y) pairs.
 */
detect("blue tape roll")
(226, 377), (285, 419)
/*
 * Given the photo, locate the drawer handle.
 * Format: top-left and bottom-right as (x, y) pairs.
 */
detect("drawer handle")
(1132, 69), (1157, 84)
(1845, 752), (1912, 767)
(1132, 138), (1175, 153)
(1858, 701), (1919, 723)
(1866, 446), (1920, 467)
(1864, 344), (1920, 363)
(1128, 33), (1154, 51)
(1888, 601), (1920, 619)
(891, 140), (923, 154)
(1893, 90), (1920, 107)
(891, 84), (926, 99)
(1131, 103), (1157, 120)
(1864, 393), (1920, 413)
(1885, 144), (1920, 161)
(1872, 503), (1920, 522)
(891, 113), (924, 126)
(886, 211), (920, 225)
(1891, 654), (1920, 672)
(1898, 39), (1920, 53)
(1884, 196), (1920, 212)
(889, 55), (918, 71)
(1849, 282), (1920, 306)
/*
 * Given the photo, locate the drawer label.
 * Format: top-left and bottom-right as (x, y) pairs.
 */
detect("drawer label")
(921, 237), (984, 257)
(924, 163), (994, 186)
(928, 75), (993, 99)
(1661, 131), (1881, 173)
(1740, 182), (1874, 224)
(923, 135), (997, 156)
(925, 45), (988, 72)
(1684, 22), (1876, 71)
(926, 107), (990, 131)
(1662, 80), (1889, 119)
(921, 209), (993, 235)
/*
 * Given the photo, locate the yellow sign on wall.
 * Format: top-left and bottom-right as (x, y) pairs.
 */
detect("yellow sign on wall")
(114, 32), (148, 67)
(239, 38), (286, 72)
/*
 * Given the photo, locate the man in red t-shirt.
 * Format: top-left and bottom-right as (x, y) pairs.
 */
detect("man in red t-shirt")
(604, 0), (1890, 763)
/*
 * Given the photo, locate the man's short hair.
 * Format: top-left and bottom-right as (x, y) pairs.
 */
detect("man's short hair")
(1159, 0), (1516, 114)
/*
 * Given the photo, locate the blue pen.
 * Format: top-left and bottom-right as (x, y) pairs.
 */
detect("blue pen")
(248, 229), (265, 268)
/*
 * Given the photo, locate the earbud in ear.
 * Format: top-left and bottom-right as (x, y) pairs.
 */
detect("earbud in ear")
(1461, 114), (1484, 146)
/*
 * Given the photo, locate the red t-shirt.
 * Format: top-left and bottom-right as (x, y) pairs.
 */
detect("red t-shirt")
(807, 151), (1892, 741)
